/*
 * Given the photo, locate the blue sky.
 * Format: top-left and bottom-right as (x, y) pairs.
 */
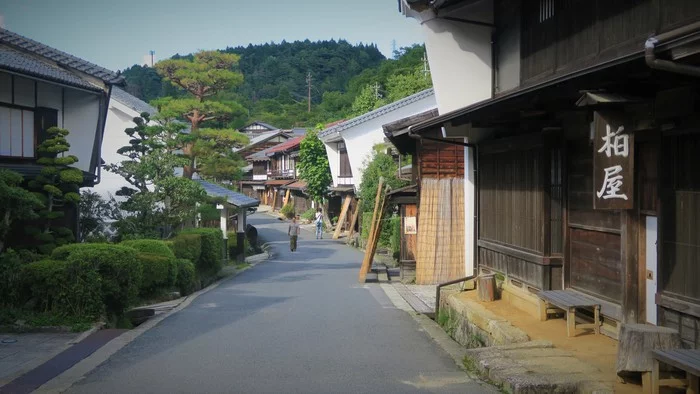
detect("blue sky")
(0, 0), (424, 72)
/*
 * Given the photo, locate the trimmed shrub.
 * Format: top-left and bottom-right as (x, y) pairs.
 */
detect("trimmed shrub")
(280, 203), (295, 219)
(22, 259), (103, 319)
(179, 228), (223, 278)
(137, 253), (177, 295)
(120, 239), (175, 259)
(0, 250), (23, 307)
(62, 245), (142, 318)
(51, 243), (112, 260)
(164, 240), (175, 254)
(175, 259), (196, 296)
(301, 208), (315, 222)
(172, 234), (202, 263)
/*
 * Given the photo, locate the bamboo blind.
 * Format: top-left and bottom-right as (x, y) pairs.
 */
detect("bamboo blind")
(415, 178), (465, 284)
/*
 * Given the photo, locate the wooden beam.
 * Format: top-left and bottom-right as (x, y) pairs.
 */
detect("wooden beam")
(347, 198), (360, 239)
(621, 209), (640, 324)
(359, 178), (384, 283)
(333, 195), (352, 239)
(366, 186), (390, 274)
(271, 189), (278, 211)
(283, 189), (291, 206)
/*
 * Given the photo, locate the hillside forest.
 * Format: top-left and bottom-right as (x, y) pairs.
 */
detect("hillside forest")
(120, 40), (432, 129)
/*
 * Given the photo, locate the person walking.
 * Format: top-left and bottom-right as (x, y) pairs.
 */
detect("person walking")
(315, 208), (323, 239)
(288, 216), (301, 252)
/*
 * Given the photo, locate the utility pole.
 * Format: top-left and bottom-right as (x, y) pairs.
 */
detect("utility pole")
(150, 50), (155, 67)
(306, 72), (312, 112)
(391, 39), (397, 59)
(372, 82), (381, 99)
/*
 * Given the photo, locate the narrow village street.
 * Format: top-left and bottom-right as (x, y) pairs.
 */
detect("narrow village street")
(66, 214), (494, 394)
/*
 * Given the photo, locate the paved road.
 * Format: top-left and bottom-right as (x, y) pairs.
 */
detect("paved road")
(69, 214), (493, 394)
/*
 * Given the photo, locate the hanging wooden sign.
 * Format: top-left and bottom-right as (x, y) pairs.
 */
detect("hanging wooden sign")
(593, 111), (634, 210)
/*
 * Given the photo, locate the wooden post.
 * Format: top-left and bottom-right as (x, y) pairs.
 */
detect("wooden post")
(359, 178), (384, 282)
(622, 209), (640, 324)
(283, 189), (291, 206)
(271, 189), (278, 211)
(477, 274), (496, 302)
(366, 186), (389, 273)
(347, 198), (360, 239)
(333, 195), (352, 239)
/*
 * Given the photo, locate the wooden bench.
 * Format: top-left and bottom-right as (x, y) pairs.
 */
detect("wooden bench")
(538, 290), (601, 337)
(651, 349), (700, 394)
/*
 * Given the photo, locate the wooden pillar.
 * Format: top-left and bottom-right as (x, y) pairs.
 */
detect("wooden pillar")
(622, 209), (640, 324)
(220, 205), (228, 263)
(237, 207), (246, 259)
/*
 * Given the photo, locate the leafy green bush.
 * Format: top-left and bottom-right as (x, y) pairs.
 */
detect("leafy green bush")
(121, 239), (175, 259)
(61, 245), (143, 319)
(227, 232), (250, 258)
(0, 250), (23, 307)
(280, 203), (295, 219)
(360, 212), (395, 247)
(22, 259), (103, 319)
(179, 228), (223, 278)
(175, 259), (196, 296)
(172, 234), (202, 262)
(361, 212), (373, 240)
(137, 252), (177, 295)
(164, 240), (175, 254)
(301, 208), (316, 222)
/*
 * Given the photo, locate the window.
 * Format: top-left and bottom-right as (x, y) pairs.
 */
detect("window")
(539, 0), (554, 22)
(0, 106), (35, 158)
(338, 142), (352, 178)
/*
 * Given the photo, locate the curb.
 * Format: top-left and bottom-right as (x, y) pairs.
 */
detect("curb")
(34, 251), (272, 394)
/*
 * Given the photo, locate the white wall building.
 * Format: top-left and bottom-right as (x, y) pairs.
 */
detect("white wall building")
(93, 87), (157, 200)
(319, 88), (436, 191)
(399, 0), (496, 277)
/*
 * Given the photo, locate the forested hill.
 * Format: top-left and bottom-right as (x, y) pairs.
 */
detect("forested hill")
(120, 40), (430, 128)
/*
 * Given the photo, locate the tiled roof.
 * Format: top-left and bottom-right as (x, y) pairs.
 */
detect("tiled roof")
(265, 179), (294, 186)
(0, 27), (123, 85)
(240, 121), (278, 131)
(233, 130), (289, 153)
(246, 146), (274, 161)
(281, 181), (307, 190)
(265, 136), (303, 154)
(195, 179), (259, 208)
(111, 87), (157, 115)
(318, 88), (435, 139)
(0, 46), (99, 91)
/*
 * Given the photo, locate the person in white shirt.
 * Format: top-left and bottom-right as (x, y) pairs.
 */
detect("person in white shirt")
(314, 208), (323, 239)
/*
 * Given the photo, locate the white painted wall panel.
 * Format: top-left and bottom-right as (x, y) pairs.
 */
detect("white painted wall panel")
(0, 107), (10, 155)
(63, 89), (100, 172)
(10, 108), (22, 155)
(37, 82), (63, 128)
(13, 76), (36, 108)
(23, 111), (34, 157)
(0, 73), (11, 104)
(324, 142), (340, 187)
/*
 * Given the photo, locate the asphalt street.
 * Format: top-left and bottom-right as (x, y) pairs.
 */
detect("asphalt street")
(68, 214), (493, 394)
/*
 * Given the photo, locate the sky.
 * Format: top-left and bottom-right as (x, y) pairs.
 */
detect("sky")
(0, 0), (424, 72)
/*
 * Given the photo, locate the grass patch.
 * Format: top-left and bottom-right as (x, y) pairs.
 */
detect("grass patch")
(0, 308), (94, 332)
(235, 263), (250, 270)
(437, 308), (458, 338)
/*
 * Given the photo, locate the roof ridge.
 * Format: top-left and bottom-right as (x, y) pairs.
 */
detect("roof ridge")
(0, 27), (123, 85)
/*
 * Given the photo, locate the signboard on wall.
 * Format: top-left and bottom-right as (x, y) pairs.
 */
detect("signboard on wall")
(404, 216), (417, 235)
(593, 111), (634, 210)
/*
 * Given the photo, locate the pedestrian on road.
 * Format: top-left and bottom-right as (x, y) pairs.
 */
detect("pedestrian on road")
(315, 208), (323, 239)
(288, 216), (300, 251)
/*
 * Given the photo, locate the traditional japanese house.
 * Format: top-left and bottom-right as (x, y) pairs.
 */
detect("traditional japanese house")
(400, 0), (700, 344)
(319, 89), (437, 235)
(237, 129), (295, 199)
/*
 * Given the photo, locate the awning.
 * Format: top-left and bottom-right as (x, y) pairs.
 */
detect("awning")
(383, 109), (439, 155)
(264, 179), (294, 186)
(386, 184), (418, 205)
(575, 91), (644, 107)
(281, 181), (307, 191)
(195, 179), (260, 209)
(329, 185), (354, 194)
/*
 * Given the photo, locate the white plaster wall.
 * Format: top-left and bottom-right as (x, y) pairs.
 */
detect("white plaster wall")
(63, 89), (100, 173)
(422, 18), (492, 114)
(342, 97), (437, 189)
(323, 141), (340, 187)
(91, 100), (136, 199)
(37, 82), (64, 128)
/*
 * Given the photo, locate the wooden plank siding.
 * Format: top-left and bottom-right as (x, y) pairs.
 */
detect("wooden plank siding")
(566, 138), (623, 304)
(517, 0), (700, 88)
(418, 133), (465, 179)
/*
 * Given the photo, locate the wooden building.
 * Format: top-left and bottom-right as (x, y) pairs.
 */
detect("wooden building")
(402, 0), (700, 344)
(385, 109), (469, 284)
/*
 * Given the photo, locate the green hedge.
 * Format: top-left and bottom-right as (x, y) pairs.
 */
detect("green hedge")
(178, 228), (223, 278)
(175, 259), (196, 296)
(280, 203), (295, 219)
(0, 250), (23, 307)
(61, 245), (143, 318)
(301, 208), (316, 222)
(121, 240), (175, 259)
(361, 213), (400, 251)
(172, 234), (202, 263)
(22, 259), (103, 319)
(137, 253), (177, 296)
(227, 232), (250, 258)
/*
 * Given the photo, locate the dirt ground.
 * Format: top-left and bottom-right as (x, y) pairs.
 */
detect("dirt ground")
(456, 291), (645, 394)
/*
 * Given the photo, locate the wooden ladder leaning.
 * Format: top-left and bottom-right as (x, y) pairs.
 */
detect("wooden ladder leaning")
(358, 177), (389, 283)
